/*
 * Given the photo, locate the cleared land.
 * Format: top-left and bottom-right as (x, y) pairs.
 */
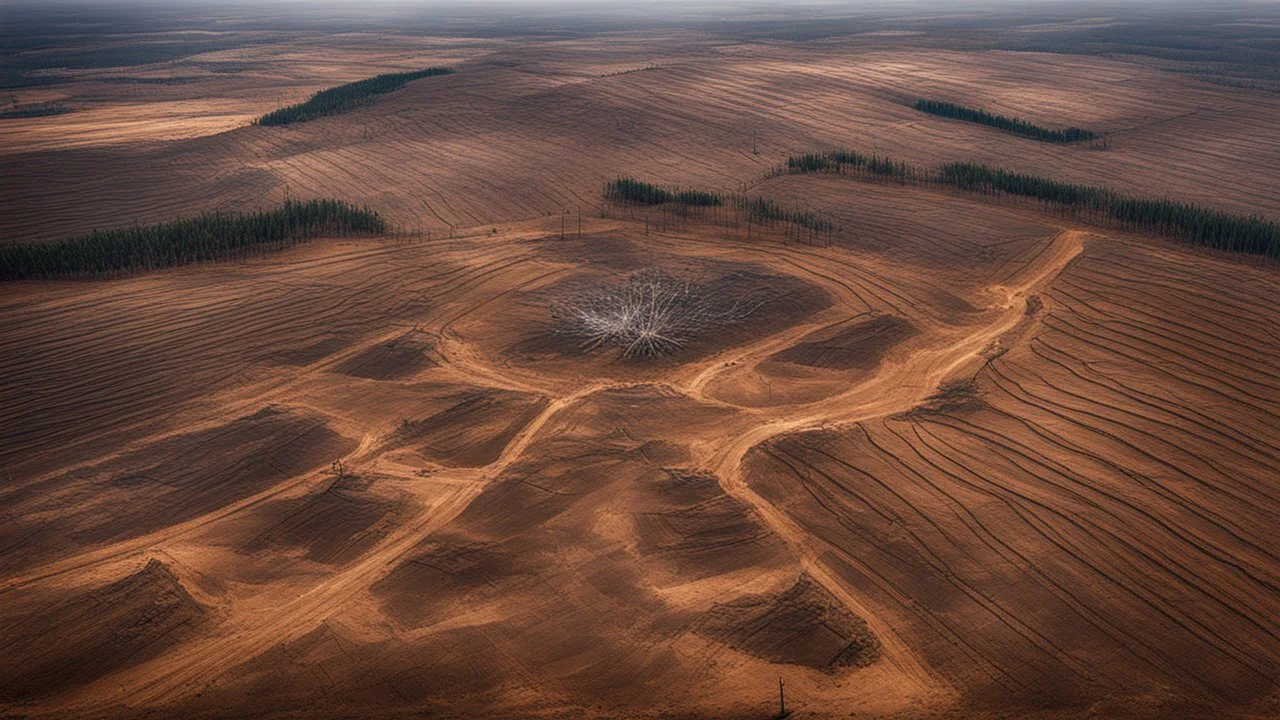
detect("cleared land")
(1, 21), (1278, 720)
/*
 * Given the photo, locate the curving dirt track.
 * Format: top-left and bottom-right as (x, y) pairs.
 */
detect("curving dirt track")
(2, 29), (1280, 720)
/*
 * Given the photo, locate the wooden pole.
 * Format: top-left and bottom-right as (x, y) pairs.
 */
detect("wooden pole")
(779, 676), (787, 718)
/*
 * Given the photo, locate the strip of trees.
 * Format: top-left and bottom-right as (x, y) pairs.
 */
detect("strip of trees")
(781, 150), (1280, 258)
(915, 99), (1097, 144)
(604, 177), (723, 206)
(602, 177), (836, 244)
(939, 162), (1280, 256)
(255, 67), (453, 126)
(785, 150), (914, 182)
(0, 102), (73, 119)
(0, 199), (386, 280)
(739, 196), (833, 233)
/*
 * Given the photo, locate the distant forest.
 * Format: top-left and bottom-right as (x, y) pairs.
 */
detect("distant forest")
(915, 99), (1097, 144)
(939, 162), (1279, 256)
(602, 177), (835, 238)
(0, 102), (71, 119)
(255, 67), (453, 126)
(0, 199), (386, 280)
(782, 150), (1280, 258)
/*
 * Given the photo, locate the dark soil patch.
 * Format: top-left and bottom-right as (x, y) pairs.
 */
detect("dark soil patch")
(696, 573), (880, 672)
(333, 331), (436, 380)
(633, 469), (781, 578)
(0, 559), (205, 702)
(385, 388), (548, 468)
(504, 264), (831, 365)
(374, 535), (533, 628)
(772, 313), (916, 370)
(902, 379), (985, 417)
(0, 406), (355, 573)
(239, 474), (401, 565)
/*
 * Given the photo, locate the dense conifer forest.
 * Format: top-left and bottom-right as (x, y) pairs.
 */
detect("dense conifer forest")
(255, 67), (453, 126)
(915, 99), (1097, 144)
(782, 150), (1280, 258)
(0, 199), (386, 280)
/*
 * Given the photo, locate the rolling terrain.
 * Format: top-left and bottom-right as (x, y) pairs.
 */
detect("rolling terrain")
(1, 16), (1278, 720)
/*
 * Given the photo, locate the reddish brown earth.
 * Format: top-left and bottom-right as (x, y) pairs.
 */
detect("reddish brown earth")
(0, 28), (1277, 720)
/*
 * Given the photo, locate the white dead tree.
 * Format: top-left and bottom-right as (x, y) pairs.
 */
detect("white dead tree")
(552, 269), (771, 358)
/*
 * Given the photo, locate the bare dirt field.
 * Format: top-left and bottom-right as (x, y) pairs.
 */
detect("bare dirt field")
(1, 19), (1278, 720)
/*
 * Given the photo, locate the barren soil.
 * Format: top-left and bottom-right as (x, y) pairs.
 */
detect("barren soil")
(1, 29), (1277, 720)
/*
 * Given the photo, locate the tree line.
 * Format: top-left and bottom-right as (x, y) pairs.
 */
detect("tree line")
(255, 67), (453, 127)
(0, 199), (387, 280)
(780, 150), (1280, 258)
(604, 177), (723, 206)
(785, 150), (914, 182)
(739, 196), (833, 233)
(0, 102), (73, 120)
(602, 177), (836, 244)
(915, 99), (1097, 144)
(939, 162), (1280, 256)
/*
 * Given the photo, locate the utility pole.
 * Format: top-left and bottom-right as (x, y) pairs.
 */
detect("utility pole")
(753, 129), (759, 155)
(577, 206), (582, 238)
(778, 676), (789, 718)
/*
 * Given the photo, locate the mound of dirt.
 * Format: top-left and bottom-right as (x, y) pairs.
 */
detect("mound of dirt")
(0, 406), (356, 573)
(633, 469), (781, 578)
(333, 331), (436, 380)
(696, 573), (880, 673)
(0, 559), (205, 702)
(374, 535), (532, 628)
(902, 378), (985, 416)
(238, 474), (402, 565)
(384, 388), (548, 467)
(772, 313), (916, 370)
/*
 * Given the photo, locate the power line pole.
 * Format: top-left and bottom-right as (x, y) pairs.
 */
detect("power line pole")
(778, 676), (789, 718)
